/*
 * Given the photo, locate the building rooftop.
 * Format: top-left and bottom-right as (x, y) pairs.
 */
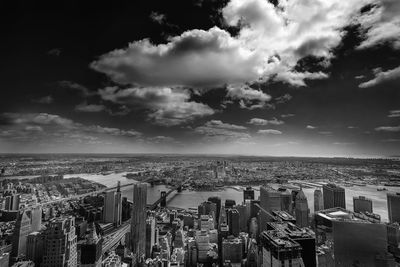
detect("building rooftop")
(316, 207), (371, 223)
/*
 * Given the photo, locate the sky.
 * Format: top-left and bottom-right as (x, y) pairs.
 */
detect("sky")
(1, 0), (400, 157)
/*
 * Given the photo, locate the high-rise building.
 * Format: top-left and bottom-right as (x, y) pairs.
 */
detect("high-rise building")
(41, 217), (78, 267)
(244, 187), (255, 201)
(222, 236), (243, 264)
(225, 199), (236, 208)
(131, 183), (147, 261)
(12, 210), (32, 258)
(387, 193), (400, 223)
(323, 183), (346, 209)
(227, 209), (240, 237)
(79, 224), (102, 267)
(260, 230), (303, 266)
(353, 196), (373, 213)
(314, 189), (323, 212)
(208, 196), (221, 225)
(196, 230), (210, 263)
(26, 231), (44, 265)
(198, 201), (217, 223)
(280, 190), (292, 214)
(219, 205), (228, 228)
(260, 186), (281, 212)
(146, 217), (156, 258)
(291, 189), (299, 214)
(30, 206), (42, 232)
(333, 220), (389, 266)
(103, 182), (122, 227)
(115, 181), (122, 226)
(236, 204), (249, 232)
(267, 222), (316, 267)
(295, 189), (309, 228)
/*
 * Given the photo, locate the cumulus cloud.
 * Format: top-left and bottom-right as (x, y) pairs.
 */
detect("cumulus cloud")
(375, 125), (400, 132)
(91, 27), (262, 88)
(75, 103), (107, 112)
(257, 129), (282, 135)
(150, 12), (167, 24)
(0, 113), (142, 141)
(359, 66), (400, 88)
(248, 118), (284, 126)
(203, 120), (247, 130)
(194, 120), (250, 141)
(226, 85), (271, 109)
(91, 0), (375, 90)
(99, 87), (214, 126)
(356, 0), (400, 49)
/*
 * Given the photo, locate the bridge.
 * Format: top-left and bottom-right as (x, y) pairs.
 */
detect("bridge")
(148, 177), (191, 210)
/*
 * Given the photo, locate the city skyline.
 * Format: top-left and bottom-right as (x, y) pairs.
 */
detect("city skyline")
(2, 0), (400, 157)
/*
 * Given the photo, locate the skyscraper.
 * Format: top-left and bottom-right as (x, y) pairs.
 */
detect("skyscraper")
(387, 193), (400, 223)
(260, 230), (303, 266)
(79, 224), (102, 267)
(131, 183), (147, 261)
(353, 196), (373, 213)
(227, 209), (240, 237)
(260, 186), (281, 212)
(30, 206), (42, 232)
(222, 236), (243, 264)
(323, 183), (346, 209)
(333, 220), (389, 266)
(146, 217), (156, 259)
(208, 196), (221, 225)
(243, 187), (255, 201)
(41, 217), (77, 267)
(12, 210), (32, 258)
(26, 231), (44, 265)
(103, 181), (122, 227)
(280, 190), (292, 213)
(295, 189), (309, 228)
(314, 189), (323, 212)
(115, 181), (122, 226)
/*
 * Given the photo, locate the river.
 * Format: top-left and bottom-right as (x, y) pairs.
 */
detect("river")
(62, 172), (400, 222)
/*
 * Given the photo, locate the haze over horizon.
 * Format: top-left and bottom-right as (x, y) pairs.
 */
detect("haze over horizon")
(1, 0), (400, 157)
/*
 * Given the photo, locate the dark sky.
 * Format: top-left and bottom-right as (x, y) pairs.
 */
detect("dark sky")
(1, 0), (400, 157)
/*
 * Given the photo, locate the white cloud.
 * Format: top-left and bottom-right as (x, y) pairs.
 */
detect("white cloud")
(0, 113), (142, 141)
(257, 129), (282, 135)
(150, 12), (166, 24)
(91, 27), (263, 88)
(359, 66), (400, 88)
(388, 110), (400, 118)
(204, 120), (247, 130)
(226, 84), (271, 109)
(375, 125), (400, 132)
(356, 0), (400, 49)
(99, 87), (214, 126)
(194, 120), (250, 141)
(91, 0), (375, 90)
(248, 118), (284, 126)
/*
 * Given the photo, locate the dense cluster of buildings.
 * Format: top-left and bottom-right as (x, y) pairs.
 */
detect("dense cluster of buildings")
(0, 163), (399, 266)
